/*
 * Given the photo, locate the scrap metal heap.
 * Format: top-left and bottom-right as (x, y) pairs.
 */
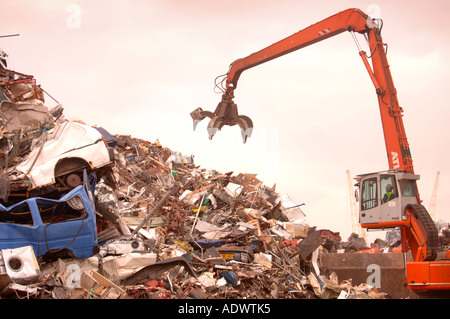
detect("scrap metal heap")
(0, 128), (400, 299)
(2, 127), (450, 299)
(0, 68), (448, 300)
(29, 135), (394, 298)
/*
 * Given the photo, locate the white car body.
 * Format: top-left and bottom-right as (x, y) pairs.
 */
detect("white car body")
(12, 121), (114, 189)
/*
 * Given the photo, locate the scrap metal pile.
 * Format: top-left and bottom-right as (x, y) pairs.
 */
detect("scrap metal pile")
(1, 66), (449, 300)
(0, 126), (390, 299)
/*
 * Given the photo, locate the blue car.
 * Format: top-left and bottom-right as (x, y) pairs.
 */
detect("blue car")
(0, 171), (97, 259)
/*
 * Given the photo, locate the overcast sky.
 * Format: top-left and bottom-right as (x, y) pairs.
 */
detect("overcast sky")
(1, 0), (449, 241)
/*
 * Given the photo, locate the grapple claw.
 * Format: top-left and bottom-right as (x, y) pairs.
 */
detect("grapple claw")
(191, 94), (253, 143)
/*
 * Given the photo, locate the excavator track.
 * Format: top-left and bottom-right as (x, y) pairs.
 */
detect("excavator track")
(407, 204), (439, 261)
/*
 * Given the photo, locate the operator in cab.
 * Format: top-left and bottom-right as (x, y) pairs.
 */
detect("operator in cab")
(383, 184), (397, 203)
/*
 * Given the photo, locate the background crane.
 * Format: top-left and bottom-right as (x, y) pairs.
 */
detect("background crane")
(347, 170), (367, 242)
(429, 171), (440, 221)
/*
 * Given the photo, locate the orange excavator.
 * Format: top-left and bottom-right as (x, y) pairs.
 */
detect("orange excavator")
(191, 8), (450, 292)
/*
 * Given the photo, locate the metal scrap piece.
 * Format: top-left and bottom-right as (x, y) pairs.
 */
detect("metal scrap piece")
(297, 229), (341, 259)
(121, 256), (198, 286)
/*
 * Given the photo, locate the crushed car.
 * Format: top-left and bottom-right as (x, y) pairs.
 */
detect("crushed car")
(9, 119), (114, 192)
(0, 170), (98, 259)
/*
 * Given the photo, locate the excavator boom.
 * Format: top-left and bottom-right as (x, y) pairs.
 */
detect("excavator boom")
(224, 9), (371, 94)
(191, 8), (413, 174)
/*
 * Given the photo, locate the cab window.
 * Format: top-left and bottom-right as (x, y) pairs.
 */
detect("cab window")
(361, 177), (378, 211)
(381, 175), (398, 204)
(0, 202), (34, 226)
(399, 180), (417, 197)
(37, 196), (87, 224)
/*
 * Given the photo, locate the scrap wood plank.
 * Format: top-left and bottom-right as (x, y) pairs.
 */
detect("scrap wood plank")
(90, 270), (126, 298)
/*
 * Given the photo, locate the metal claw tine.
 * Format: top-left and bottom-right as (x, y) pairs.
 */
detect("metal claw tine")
(190, 108), (214, 131)
(207, 127), (219, 140)
(207, 116), (223, 140)
(236, 116), (253, 144)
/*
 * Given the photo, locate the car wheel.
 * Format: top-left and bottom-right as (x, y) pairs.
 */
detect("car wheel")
(66, 173), (83, 188)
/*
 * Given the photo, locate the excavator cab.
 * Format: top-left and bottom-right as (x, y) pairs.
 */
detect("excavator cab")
(355, 170), (420, 225)
(356, 170), (439, 264)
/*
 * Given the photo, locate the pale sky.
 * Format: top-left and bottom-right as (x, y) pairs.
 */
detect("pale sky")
(1, 0), (449, 241)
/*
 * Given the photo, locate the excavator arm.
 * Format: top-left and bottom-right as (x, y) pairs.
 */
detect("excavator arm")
(223, 9), (370, 95)
(191, 8), (413, 174)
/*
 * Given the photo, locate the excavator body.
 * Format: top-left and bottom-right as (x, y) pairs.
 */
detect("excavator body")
(355, 170), (450, 291)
